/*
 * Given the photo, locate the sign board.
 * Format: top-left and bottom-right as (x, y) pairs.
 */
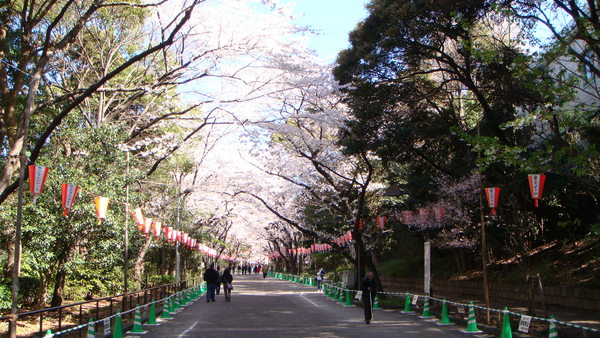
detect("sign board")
(354, 291), (363, 300)
(518, 315), (532, 333)
(457, 306), (465, 314)
(424, 242), (431, 295)
(412, 295), (419, 305)
(103, 318), (111, 336)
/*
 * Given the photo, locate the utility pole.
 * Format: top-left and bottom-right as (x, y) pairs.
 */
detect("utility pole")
(477, 109), (491, 324)
(124, 151), (130, 293)
(9, 66), (42, 338)
(175, 171), (182, 287)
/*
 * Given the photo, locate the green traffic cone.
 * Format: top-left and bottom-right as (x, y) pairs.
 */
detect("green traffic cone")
(43, 330), (53, 337)
(462, 302), (482, 333)
(500, 307), (513, 338)
(402, 293), (414, 313)
(127, 306), (146, 334)
(420, 297), (432, 318)
(548, 315), (558, 338)
(437, 299), (453, 325)
(161, 299), (172, 319)
(87, 318), (95, 338)
(338, 288), (345, 303)
(373, 296), (381, 310)
(113, 312), (123, 338)
(344, 290), (354, 306)
(147, 301), (158, 325)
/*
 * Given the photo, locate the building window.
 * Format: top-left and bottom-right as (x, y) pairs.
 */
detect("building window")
(582, 49), (595, 82)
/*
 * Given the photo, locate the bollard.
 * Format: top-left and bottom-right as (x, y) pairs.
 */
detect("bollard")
(87, 318), (95, 338)
(338, 288), (345, 303)
(402, 293), (414, 313)
(147, 301), (158, 325)
(161, 299), (172, 319)
(548, 315), (558, 338)
(373, 296), (382, 310)
(127, 306), (146, 334)
(113, 312), (123, 338)
(461, 302), (482, 333)
(43, 330), (54, 337)
(420, 297), (432, 318)
(344, 290), (354, 307)
(500, 307), (513, 338)
(437, 299), (453, 325)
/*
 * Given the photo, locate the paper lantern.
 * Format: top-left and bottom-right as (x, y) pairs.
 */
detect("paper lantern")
(402, 210), (413, 223)
(132, 208), (145, 229)
(142, 218), (152, 235)
(376, 216), (387, 229)
(152, 221), (162, 239)
(94, 197), (110, 224)
(346, 230), (353, 241)
(485, 187), (501, 215)
(433, 207), (444, 222)
(418, 208), (429, 222)
(358, 219), (363, 231)
(61, 184), (79, 216)
(164, 227), (173, 242)
(28, 165), (49, 203)
(528, 174), (546, 207)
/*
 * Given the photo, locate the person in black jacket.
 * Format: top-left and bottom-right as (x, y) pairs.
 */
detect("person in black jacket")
(222, 267), (234, 302)
(203, 264), (219, 302)
(360, 271), (378, 324)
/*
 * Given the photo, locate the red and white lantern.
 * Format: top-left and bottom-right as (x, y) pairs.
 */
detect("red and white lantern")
(94, 196), (110, 224)
(61, 184), (79, 216)
(152, 221), (162, 239)
(29, 165), (49, 203)
(132, 208), (145, 229)
(143, 218), (152, 235)
(433, 207), (444, 222)
(401, 210), (413, 223)
(418, 208), (429, 222)
(485, 187), (501, 215)
(528, 174), (546, 207)
(376, 216), (387, 229)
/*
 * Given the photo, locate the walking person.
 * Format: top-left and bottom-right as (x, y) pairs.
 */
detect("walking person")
(215, 266), (223, 295)
(360, 271), (378, 325)
(316, 268), (325, 290)
(203, 264), (219, 302)
(222, 267), (234, 302)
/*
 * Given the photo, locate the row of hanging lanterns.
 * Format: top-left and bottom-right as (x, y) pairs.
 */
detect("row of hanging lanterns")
(26, 165), (233, 260)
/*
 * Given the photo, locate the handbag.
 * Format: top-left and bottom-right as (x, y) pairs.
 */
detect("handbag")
(227, 282), (233, 290)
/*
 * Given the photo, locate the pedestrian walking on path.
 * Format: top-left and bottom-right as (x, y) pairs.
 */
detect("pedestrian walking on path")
(222, 267), (234, 302)
(361, 271), (378, 325)
(216, 266), (223, 295)
(203, 264), (219, 302)
(316, 268), (325, 290)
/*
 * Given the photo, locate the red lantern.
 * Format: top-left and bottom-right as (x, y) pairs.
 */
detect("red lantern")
(528, 174), (546, 207)
(418, 208), (429, 222)
(433, 207), (444, 222)
(132, 208), (145, 229)
(152, 221), (162, 239)
(358, 219), (363, 231)
(95, 197), (110, 224)
(61, 184), (79, 216)
(376, 216), (387, 229)
(29, 165), (49, 203)
(346, 230), (353, 241)
(485, 187), (501, 215)
(143, 218), (152, 235)
(402, 211), (413, 223)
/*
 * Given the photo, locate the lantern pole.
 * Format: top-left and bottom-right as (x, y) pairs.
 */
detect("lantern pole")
(476, 103), (491, 324)
(124, 151), (130, 293)
(8, 65), (42, 338)
(175, 170), (181, 287)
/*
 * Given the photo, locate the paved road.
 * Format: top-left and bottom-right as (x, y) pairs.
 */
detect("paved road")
(141, 275), (477, 338)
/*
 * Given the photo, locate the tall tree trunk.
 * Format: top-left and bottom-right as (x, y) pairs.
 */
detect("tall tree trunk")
(50, 260), (68, 307)
(3, 229), (18, 278)
(36, 273), (49, 308)
(133, 236), (153, 283)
